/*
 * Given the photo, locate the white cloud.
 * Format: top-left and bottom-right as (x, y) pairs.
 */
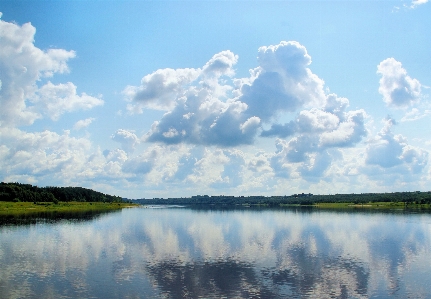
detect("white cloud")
(400, 108), (431, 122)
(319, 109), (367, 148)
(34, 82), (103, 120)
(123, 68), (200, 112)
(0, 124), (170, 189)
(0, 127), (92, 184)
(365, 128), (404, 168)
(127, 41), (369, 183)
(0, 17), (81, 127)
(123, 51), (238, 113)
(257, 41), (311, 77)
(324, 94), (349, 118)
(270, 141), (293, 178)
(264, 98), (367, 182)
(210, 150), (245, 189)
(296, 109), (339, 133)
(111, 129), (140, 153)
(377, 58), (422, 108)
(122, 154), (155, 176)
(410, 0), (429, 8)
(364, 117), (428, 183)
(395, 0), (429, 11)
(73, 118), (95, 130)
(133, 41), (331, 148)
(240, 41), (326, 121)
(240, 116), (261, 134)
(143, 78), (257, 147)
(202, 50), (238, 78)
(298, 150), (333, 182)
(182, 149), (226, 186)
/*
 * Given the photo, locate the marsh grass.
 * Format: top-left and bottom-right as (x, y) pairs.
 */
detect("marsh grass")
(0, 201), (138, 216)
(314, 202), (431, 209)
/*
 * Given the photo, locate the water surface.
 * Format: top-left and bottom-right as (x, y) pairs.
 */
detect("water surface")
(1, 206), (430, 298)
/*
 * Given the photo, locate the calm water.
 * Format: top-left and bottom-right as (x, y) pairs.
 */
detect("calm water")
(1, 206), (431, 299)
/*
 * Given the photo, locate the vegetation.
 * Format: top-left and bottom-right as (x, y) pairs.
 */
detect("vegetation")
(0, 201), (138, 225)
(0, 182), (138, 217)
(0, 201), (136, 216)
(136, 191), (431, 208)
(0, 182), (124, 203)
(2, 182), (430, 213)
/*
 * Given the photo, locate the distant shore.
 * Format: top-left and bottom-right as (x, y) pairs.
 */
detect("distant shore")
(134, 191), (431, 208)
(0, 201), (139, 216)
(312, 201), (430, 209)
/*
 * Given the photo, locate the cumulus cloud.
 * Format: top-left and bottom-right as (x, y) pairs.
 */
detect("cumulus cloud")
(123, 41), (369, 183)
(167, 148), (201, 183)
(0, 127), (92, 184)
(240, 116), (261, 134)
(122, 154), (155, 176)
(298, 150), (333, 182)
(270, 141), (293, 178)
(0, 123), (159, 188)
(73, 118), (95, 130)
(324, 94), (349, 118)
(182, 148), (246, 190)
(143, 83), (258, 147)
(239, 41), (326, 121)
(111, 129), (140, 153)
(264, 94), (367, 181)
(123, 51), (238, 115)
(364, 117), (428, 181)
(209, 150), (245, 189)
(260, 122), (297, 138)
(0, 15), (102, 127)
(377, 58), (422, 108)
(123, 68), (200, 112)
(127, 41), (333, 148)
(319, 109), (367, 148)
(262, 96), (366, 150)
(296, 109), (339, 133)
(202, 50), (238, 78)
(35, 82), (103, 120)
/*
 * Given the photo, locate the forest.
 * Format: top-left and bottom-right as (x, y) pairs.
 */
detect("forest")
(2, 182), (431, 206)
(136, 191), (431, 206)
(0, 182), (123, 203)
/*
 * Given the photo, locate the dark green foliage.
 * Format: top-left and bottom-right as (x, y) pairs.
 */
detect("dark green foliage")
(0, 182), (123, 203)
(136, 191), (431, 206)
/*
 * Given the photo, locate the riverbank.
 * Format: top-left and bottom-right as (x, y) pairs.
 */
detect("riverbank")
(0, 201), (139, 216)
(313, 202), (431, 209)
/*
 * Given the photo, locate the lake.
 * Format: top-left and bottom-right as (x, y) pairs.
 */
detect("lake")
(1, 206), (430, 298)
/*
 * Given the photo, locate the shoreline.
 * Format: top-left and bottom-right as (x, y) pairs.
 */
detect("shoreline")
(2, 201), (430, 217)
(0, 201), (140, 216)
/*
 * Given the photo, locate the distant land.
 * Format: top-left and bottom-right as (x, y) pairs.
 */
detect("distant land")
(133, 191), (431, 207)
(0, 182), (123, 203)
(1, 182), (431, 208)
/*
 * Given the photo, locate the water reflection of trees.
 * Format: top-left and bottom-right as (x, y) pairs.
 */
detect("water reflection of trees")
(0, 210), (117, 226)
(134, 208), (428, 298)
(146, 259), (274, 298)
(144, 253), (370, 298)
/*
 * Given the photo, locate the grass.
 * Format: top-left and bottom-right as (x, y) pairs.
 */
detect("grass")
(0, 201), (139, 216)
(314, 202), (431, 209)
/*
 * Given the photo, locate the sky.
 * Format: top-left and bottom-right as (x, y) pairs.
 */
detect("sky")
(1, 0), (430, 199)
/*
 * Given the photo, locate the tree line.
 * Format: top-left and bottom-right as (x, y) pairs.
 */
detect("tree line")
(0, 182), (123, 203)
(2, 182), (430, 206)
(136, 191), (431, 206)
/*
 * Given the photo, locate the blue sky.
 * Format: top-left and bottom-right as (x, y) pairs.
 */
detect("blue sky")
(1, 0), (430, 199)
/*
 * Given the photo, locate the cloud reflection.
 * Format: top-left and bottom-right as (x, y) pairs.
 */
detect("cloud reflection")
(0, 208), (430, 298)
